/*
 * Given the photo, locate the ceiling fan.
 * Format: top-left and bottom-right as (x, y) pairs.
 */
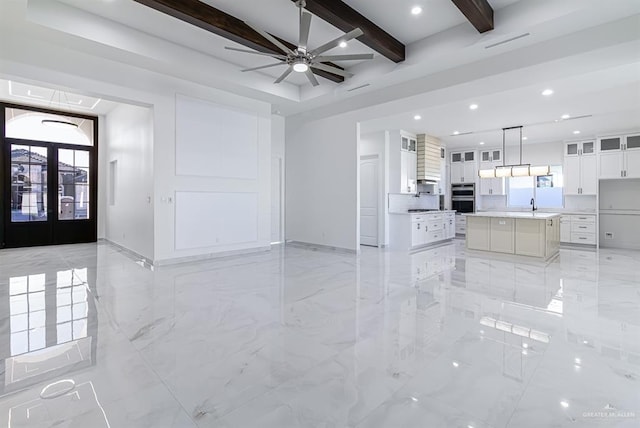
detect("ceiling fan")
(225, 0), (374, 86)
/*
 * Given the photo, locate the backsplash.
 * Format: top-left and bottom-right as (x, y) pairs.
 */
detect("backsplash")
(388, 193), (439, 213)
(477, 194), (596, 213)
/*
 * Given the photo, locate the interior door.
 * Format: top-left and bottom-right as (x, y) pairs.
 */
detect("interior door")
(360, 157), (379, 247)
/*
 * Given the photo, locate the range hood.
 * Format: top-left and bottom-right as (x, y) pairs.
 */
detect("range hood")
(417, 134), (441, 182)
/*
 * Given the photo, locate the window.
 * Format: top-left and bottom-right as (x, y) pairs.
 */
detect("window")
(58, 148), (91, 220)
(10, 144), (49, 222)
(5, 108), (93, 146)
(507, 166), (563, 208)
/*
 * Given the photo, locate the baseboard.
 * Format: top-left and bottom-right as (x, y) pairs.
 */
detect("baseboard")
(153, 245), (271, 266)
(100, 239), (152, 266)
(285, 240), (357, 254)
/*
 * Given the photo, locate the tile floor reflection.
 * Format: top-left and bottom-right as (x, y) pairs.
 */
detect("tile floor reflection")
(0, 240), (638, 427)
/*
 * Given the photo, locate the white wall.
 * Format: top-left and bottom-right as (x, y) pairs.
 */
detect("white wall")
(271, 115), (286, 243)
(360, 131), (389, 246)
(104, 104), (154, 260)
(0, 25), (273, 263)
(503, 141), (564, 166)
(286, 114), (359, 251)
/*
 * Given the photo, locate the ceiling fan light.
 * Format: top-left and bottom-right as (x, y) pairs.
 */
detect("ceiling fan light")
(292, 62), (309, 73)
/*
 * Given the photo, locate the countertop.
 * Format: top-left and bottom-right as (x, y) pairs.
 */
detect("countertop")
(389, 210), (456, 215)
(464, 211), (561, 219)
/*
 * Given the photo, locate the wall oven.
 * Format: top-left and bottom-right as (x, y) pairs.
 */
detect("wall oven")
(451, 184), (475, 213)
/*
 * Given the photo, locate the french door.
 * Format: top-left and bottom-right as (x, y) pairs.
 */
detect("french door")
(1, 103), (98, 248)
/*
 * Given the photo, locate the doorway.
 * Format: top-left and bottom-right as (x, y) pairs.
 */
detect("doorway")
(360, 155), (379, 247)
(1, 104), (98, 248)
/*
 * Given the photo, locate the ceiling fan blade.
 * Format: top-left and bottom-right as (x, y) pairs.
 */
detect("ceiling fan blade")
(298, 11), (312, 51)
(305, 69), (320, 87)
(314, 53), (374, 62)
(241, 62), (287, 72)
(274, 66), (293, 84)
(310, 28), (364, 57)
(310, 62), (354, 78)
(225, 47), (286, 60)
(245, 21), (295, 55)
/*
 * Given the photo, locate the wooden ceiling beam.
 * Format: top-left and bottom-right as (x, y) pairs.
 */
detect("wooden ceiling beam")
(133, 0), (344, 83)
(450, 0), (494, 33)
(296, 0), (405, 63)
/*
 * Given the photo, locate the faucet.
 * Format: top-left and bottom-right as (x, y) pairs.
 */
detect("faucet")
(530, 198), (537, 212)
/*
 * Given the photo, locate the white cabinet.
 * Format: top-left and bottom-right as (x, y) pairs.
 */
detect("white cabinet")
(560, 216), (571, 243)
(626, 134), (640, 178)
(402, 135), (417, 153)
(560, 214), (596, 245)
(400, 133), (418, 194)
(400, 150), (417, 194)
(438, 147), (447, 195)
(392, 212), (456, 250)
(450, 150), (476, 184)
(455, 214), (467, 235)
(479, 149), (505, 196)
(411, 217), (426, 247)
(445, 212), (455, 238)
(598, 134), (640, 179)
(563, 141), (596, 195)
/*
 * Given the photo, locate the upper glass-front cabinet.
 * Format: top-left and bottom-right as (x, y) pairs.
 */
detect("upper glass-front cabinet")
(566, 141), (595, 156)
(5, 108), (94, 146)
(626, 134), (640, 150)
(583, 141), (594, 154)
(599, 137), (622, 152)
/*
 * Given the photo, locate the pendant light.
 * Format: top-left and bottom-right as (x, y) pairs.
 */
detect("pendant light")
(478, 126), (550, 178)
(41, 89), (79, 129)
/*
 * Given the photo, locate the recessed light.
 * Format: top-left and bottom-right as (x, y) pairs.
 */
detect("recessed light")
(573, 130), (581, 134)
(523, 343), (529, 349)
(561, 114), (570, 119)
(542, 89), (554, 96)
(410, 396), (419, 402)
(339, 41), (348, 48)
(414, 114), (422, 120)
(452, 361), (459, 367)
(469, 104), (478, 110)
(522, 137), (528, 140)
(479, 141), (485, 145)
(560, 400), (569, 409)
(411, 6), (423, 15)
(453, 131), (460, 135)
(575, 357), (581, 364)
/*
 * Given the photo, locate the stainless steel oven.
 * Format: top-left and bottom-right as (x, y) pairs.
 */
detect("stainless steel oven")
(451, 184), (475, 213)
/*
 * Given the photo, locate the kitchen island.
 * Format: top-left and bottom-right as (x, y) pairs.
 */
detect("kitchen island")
(465, 212), (560, 260)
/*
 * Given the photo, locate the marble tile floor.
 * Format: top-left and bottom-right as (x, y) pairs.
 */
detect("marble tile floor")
(0, 240), (639, 427)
